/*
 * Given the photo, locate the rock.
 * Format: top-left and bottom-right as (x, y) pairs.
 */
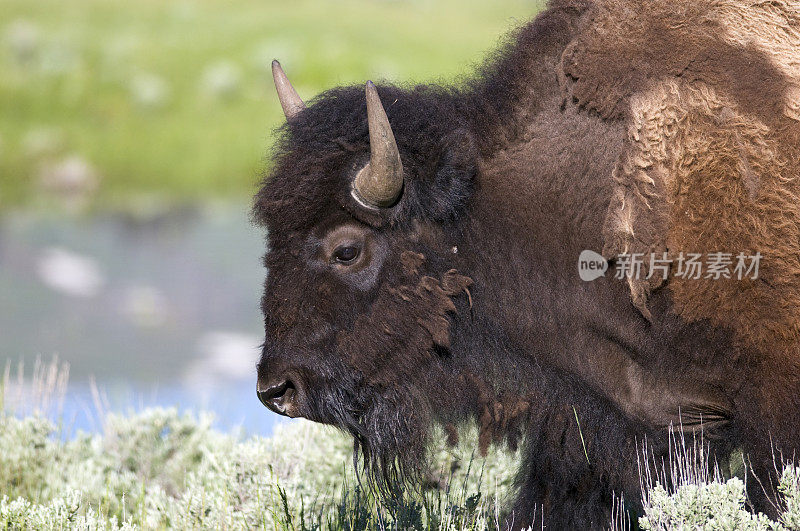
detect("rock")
(36, 247), (105, 298)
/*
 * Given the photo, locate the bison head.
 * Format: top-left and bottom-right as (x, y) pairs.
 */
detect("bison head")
(253, 62), (480, 486)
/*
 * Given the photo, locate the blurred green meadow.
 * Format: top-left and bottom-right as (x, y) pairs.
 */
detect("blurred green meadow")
(0, 0), (540, 209)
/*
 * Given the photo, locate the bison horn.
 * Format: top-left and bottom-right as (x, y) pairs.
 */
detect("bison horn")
(271, 60), (305, 120)
(351, 81), (404, 208)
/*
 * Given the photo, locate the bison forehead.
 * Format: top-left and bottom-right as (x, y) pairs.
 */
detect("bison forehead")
(253, 82), (477, 235)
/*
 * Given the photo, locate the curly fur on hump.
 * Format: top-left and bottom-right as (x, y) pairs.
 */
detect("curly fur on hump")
(577, 0), (800, 346)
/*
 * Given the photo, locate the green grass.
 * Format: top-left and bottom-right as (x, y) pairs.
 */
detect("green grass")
(0, 0), (541, 209)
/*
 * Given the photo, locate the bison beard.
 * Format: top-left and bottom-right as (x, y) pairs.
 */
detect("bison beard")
(331, 252), (472, 492)
(305, 368), (434, 494)
(254, 0), (800, 528)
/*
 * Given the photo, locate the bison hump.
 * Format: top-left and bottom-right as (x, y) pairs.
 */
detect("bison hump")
(562, 0), (800, 350)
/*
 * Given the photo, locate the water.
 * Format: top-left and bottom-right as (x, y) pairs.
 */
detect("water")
(0, 203), (290, 436)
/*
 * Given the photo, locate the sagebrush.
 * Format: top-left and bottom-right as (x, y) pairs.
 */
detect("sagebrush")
(1, 407), (800, 530)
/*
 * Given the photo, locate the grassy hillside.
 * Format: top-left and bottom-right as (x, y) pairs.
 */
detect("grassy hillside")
(0, 0), (542, 208)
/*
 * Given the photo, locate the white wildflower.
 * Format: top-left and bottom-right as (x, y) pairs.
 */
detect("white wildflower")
(200, 61), (242, 101)
(37, 154), (99, 195)
(129, 72), (170, 109)
(4, 19), (40, 64)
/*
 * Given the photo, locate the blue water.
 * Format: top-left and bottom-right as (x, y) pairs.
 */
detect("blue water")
(52, 381), (291, 438)
(1, 204), (291, 437)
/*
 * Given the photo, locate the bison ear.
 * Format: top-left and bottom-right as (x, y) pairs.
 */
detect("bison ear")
(412, 127), (478, 222)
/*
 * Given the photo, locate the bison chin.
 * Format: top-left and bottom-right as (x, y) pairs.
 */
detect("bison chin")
(310, 378), (435, 495)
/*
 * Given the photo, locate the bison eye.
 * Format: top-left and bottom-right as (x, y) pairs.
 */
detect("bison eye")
(332, 245), (360, 264)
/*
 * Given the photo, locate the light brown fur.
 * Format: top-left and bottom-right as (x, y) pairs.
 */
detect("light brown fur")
(563, 0), (800, 356)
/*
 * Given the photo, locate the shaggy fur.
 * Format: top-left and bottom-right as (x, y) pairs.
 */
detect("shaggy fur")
(254, 0), (800, 528)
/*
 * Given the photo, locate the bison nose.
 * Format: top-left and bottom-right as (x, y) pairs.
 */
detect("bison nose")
(257, 379), (298, 417)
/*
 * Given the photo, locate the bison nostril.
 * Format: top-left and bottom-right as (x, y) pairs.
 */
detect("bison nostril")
(257, 379), (297, 416)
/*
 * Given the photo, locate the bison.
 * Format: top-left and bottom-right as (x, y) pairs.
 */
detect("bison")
(253, 0), (800, 527)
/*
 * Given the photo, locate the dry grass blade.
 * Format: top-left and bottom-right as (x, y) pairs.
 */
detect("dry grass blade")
(1, 356), (70, 418)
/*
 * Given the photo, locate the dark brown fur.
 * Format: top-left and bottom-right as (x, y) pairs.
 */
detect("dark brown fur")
(254, 0), (800, 527)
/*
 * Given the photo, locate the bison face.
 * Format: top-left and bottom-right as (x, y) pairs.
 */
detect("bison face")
(256, 218), (388, 421)
(256, 209), (473, 478)
(254, 64), (477, 482)
(257, 217), (477, 485)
